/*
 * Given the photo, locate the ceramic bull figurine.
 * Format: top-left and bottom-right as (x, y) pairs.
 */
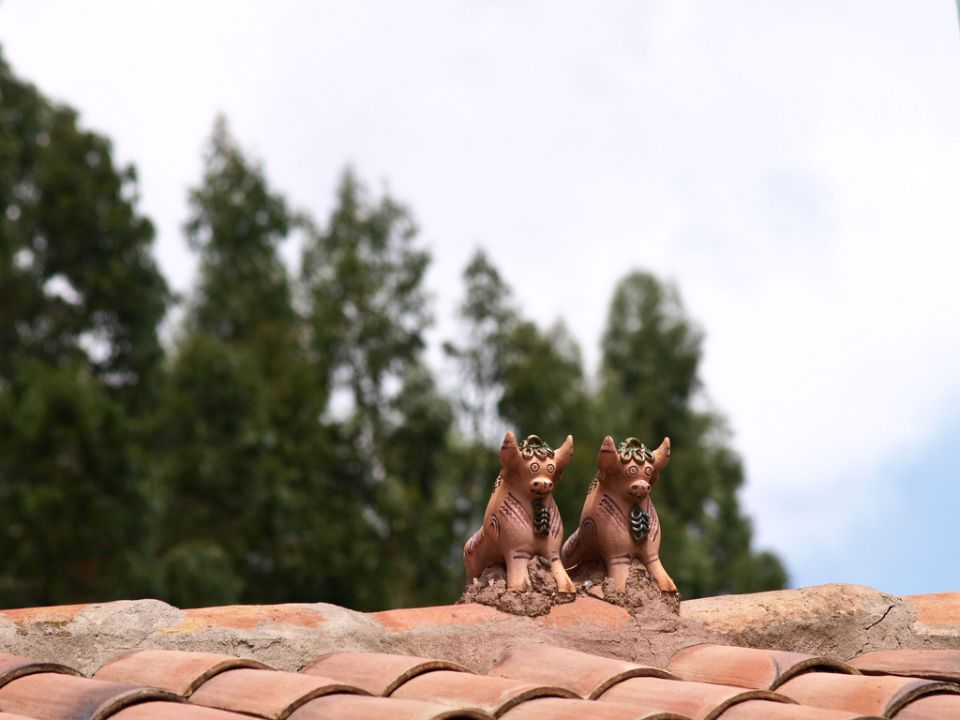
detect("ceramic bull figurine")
(561, 436), (677, 593)
(464, 432), (576, 593)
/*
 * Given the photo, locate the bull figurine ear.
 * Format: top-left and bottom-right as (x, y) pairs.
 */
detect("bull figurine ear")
(553, 435), (574, 478)
(597, 435), (619, 474)
(651, 436), (671, 470)
(499, 431), (522, 471)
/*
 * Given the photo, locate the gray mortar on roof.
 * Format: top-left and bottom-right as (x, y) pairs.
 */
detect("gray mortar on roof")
(1, 584), (958, 675)
(680, 583), (960, 659)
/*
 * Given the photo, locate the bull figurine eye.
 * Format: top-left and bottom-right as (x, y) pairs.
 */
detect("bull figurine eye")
(546, 463), (555, 474)
(530, 462), (540, 472)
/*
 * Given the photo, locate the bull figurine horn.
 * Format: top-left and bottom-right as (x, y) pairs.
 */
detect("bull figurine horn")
(499, 431), (522, 471)
(651, 436), (671, 471)
(598, 435), (619, 474)
(553, 434), (574, 476)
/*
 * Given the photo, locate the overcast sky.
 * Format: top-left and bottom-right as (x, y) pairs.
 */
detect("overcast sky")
(2, 1), (959, 596)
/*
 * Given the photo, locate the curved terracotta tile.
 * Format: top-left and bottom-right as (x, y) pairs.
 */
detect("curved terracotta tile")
(903, 591), (960, 630)
(95, 650), (270, 697)
(598, 677), (790, 720)
(373, 604), (511, 632)
(0, 653), (80, 689)
(0, 672), (177, 720)
(669, 644), (857, 690)
(489, 643), (674, 699)
(188, 668), (365, 719)
(389, 670), (576, 717)
(891, 693), (960, 719)
(776, 672), (960, 717)
(162, 605), (329, 634)
(499, 696), (690, 719)
(717, 699), (883, 719)
(849, 650), (960, 683)
(288, 695), (494, 720)
(111, 701), (251, 719)
(0, 604), (91, 626)
(0, 714), (44, 720)
(301, 652), (472, 695)
(536, 598), (632, 631)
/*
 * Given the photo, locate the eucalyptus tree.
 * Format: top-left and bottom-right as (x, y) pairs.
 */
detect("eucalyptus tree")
(301, 170), (458, 608)
(599, 271), (787, 596)
(0, 48), (170, 604)
(154, 118), (322, 605)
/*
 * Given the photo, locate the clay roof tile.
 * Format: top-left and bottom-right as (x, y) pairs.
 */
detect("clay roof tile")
(161, 605), (329, 634)
(668, 644), (858, 690)
(498, 696), (689, 719)
(301, 652), (472, 696)
(0, 672), (178, 720)
(489, 643), (674, 699)
(716, 699), (883, 719)
(849, 649), (960, 683)
(388, 669), (577, 717)
(903, 591), (960, 632)
(288, 694), (494, 720)
(890, 693), (960, 719)
(109, 701), (252, 719)
(597, 676), (791, 720)
(775, 672), (960, 717)
(0, 653), (81, 690)
(94, 650), (270, 697)
(187, 668), (366, 720)
(373, 603), (512, 632)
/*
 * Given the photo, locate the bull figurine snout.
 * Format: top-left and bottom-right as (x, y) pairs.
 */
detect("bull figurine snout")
(628, 479), (650, 498)
(530, 478), (553, 496)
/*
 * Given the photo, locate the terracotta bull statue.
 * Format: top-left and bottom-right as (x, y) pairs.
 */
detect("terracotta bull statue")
(561, 435), (676, 593)
(463, 432), (576, 593)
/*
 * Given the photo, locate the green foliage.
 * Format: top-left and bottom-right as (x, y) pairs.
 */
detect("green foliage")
(0, 48), (170, 605)
(0, 55), (168, 402)
(186, 117), (295, 346)
(301, 170), (459, 608)
(302, 169), (431, 416)
(0, 362), (145, 602)
(151, 119), (331, 606)
(151, 144), (460, 609)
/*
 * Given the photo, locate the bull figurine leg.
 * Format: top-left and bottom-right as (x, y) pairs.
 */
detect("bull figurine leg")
(505, 552), (533, 592)
(549, 555), (576, 593)
(605, 553), (632, 591)
(463, 527), (500, 584)
(642, 550), (677, 593)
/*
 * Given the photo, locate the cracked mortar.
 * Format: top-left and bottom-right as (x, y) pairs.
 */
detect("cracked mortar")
(681, 584), (960, 660)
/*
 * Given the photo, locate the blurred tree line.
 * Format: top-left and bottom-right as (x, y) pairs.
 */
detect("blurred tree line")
(0, 50), (786, 610)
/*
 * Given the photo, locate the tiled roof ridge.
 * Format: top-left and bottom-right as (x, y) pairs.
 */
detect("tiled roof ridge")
(0, 584), (958, 678)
